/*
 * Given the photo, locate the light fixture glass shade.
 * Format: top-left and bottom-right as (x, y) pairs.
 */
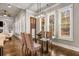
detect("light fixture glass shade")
(3, 14), (7, 17)
(8, 4), (11, 8)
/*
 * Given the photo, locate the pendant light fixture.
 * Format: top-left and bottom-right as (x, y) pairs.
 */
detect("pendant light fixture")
(8, 4), (11, 8)
(3, 10), (7, 17)
(3, 10), (11, 17)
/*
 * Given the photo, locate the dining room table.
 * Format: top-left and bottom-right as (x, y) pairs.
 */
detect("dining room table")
(39, 38), (50, 55)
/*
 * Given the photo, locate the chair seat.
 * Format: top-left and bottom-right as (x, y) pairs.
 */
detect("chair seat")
(34, 42), (41, 48)
(31, 42), (41, 51)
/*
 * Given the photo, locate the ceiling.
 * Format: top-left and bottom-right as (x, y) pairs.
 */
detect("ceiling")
(0, 3), (56, 17)
(12, 3), (55, 13)
(0, 3), (21, 17)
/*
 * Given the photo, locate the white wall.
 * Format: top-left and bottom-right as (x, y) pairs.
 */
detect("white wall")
(14, 9), (35, 34)
(14, 10), (26, 34)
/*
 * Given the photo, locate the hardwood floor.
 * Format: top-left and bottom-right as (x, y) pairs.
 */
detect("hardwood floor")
(3, 37), (63, 56)
(2, 35), (79, 56)
(3, 36), (22, 56)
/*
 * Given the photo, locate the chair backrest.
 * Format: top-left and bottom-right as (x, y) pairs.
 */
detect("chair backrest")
(21, 33), (26, 45)
(24, 33), (33, 51)
(40, 31), (45, 38)
(46, 32), (52, 39)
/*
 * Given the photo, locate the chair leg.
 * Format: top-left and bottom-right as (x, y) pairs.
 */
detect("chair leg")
(0, 47), (3, 56)
(24, 46), (27, 55)
(22, 44), (26, 56)
(30, 51), (32, 56)
(27, 49), (29, 56)
(25, 48), (27, 56)
(35, 51), (37, 56)
(22, 44), (24, 55)
(32, 51), (36, 56)
(31, 51), (33, 56)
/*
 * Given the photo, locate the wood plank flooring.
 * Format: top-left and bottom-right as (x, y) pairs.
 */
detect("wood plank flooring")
(2, 35), (79, 56)
(3, 36), (22, 56)
(3, 37), (64, 56)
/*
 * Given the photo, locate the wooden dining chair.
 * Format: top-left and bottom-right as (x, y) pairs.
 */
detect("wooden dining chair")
(24, 33), (41, 56)
(21, 33), (28, 55)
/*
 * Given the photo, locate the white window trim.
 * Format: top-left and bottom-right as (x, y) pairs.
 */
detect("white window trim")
(58, 4), (73, 41)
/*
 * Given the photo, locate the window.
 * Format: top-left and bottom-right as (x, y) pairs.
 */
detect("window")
(48, 11), (56, 38)
(58, 5), (73, 41)
(40, 17), (46, 37)
(41, 17), (45, 32)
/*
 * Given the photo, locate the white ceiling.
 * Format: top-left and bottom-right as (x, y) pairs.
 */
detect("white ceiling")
(11, 3), (55, 12)
(0, 3), (21, 17)
(0, 3), (56, 17)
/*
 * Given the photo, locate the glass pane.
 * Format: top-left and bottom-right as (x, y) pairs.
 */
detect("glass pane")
(61, 10), (70, 37)
(49, 15), (54, 36)
(41, 17), (45, 37)
(41, 17), (45, 31)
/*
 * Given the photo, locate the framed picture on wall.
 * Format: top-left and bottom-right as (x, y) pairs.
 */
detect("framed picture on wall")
(58, 4), (73, 41)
